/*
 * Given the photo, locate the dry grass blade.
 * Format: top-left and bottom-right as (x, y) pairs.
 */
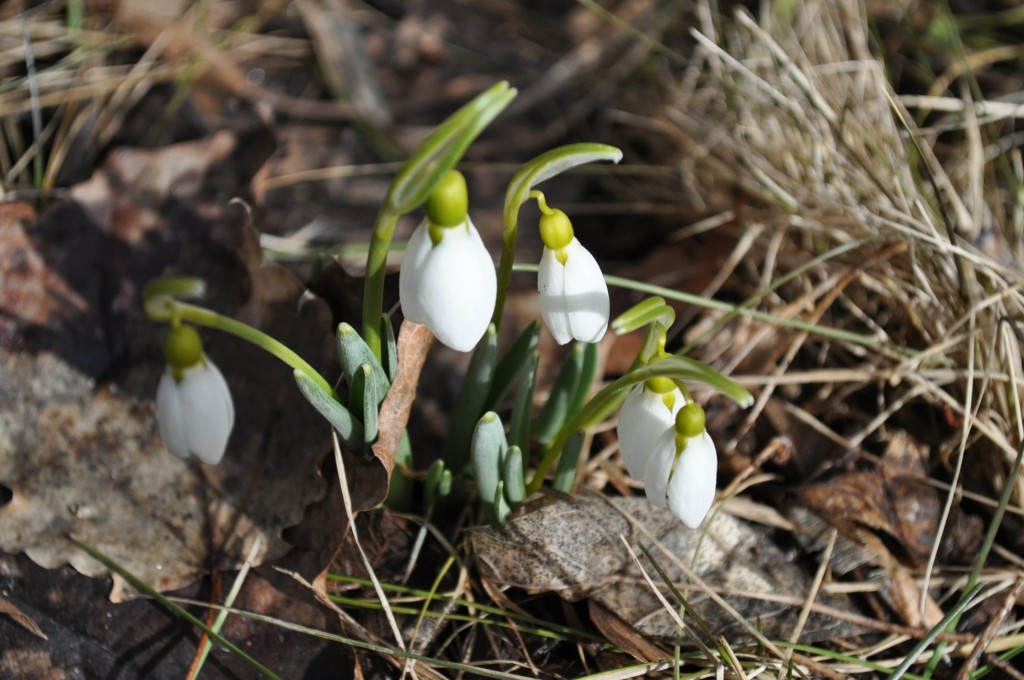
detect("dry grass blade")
(0, 594), (47, 640)
(636, 0), (1024, 674)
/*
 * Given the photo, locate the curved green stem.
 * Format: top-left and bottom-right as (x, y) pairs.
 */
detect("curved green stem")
(362, 207), (401, 359)
(150, 299), (340, 402)
(527, 358), (751, 493)
(493, 143), (622, 330)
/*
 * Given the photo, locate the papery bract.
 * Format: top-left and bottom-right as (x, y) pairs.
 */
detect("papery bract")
(157, 357), (235, 465)
(399, 218), (496, 352)
(537, 238), (609, 345)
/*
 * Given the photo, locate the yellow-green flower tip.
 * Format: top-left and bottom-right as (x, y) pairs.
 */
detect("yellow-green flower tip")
(426, 169), (468, 228)
(645, 376), (677, 394)
(539, 209), (574, 251)
(164, 324), (204, 373)
(676, 402), (706, 439)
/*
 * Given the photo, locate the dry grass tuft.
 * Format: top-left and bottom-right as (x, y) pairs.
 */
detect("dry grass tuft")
(642, 0), (1024, 673)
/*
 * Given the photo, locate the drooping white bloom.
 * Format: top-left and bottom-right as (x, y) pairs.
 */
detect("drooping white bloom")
(646, 428), (718, 528)
(617, 383), (684, 479)
(537, 237), (609, 345)
(619, 393), (718, 528)
(157, 357), (235, 465)
(399, 218), (496, 352)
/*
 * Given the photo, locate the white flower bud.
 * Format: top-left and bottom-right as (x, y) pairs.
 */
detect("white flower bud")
(399, 217), (496, 352)
(537, 238), (609, 345)
(156, 357), (234, 465)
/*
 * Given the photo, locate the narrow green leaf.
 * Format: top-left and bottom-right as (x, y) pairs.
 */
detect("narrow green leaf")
(502, 445), (526, 505)
(294, 369), (363, 448)
(443, 324), (498, 472)
(553, 430), (584, 493)
(357, 363), (379, 448)
(471, 412), (507, 523)
(566, 341), (599, 420)
(424, 459), (447, 503)
(533, 342), (585, 446)
(337, 322), (390, 403)
(72, 539), (281, 680)
(387, 82), (516, 214)
(485, 321), (540, 409)
(509, 350), (540, 452)
(612, 296), (675, 335)
(380, 313), (398, 383)
(386, 430), (414, 511)
(494, 480), (512, 523)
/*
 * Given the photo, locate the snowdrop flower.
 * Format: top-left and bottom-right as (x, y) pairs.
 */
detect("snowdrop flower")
(156, 324), (235, 465)
(536, 207), (609, 345)
(399, 170), (496, 352)
(617, 377), (684, 480)
(623, 397), (718, 528)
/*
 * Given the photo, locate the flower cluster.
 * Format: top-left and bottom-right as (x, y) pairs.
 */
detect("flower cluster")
(156, 324), (235, 465)
(399, 172), (610, 351)
(617, 377), (717, 528)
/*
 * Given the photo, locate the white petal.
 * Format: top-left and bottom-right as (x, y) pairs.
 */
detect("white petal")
(398, 220), (435, 326)
(156, 359), (234, 464)
(538, 239), (609, 345)
(178, 359), (235, 465)
(666, 431), (718, 528)
(561, 239), (609, 343)
(399, 218), (496, 352)
(537, 246), (571, 344)
(642, 429), (677, 508)
(156, 369), (189, 459)
(617, 385), (683, 479)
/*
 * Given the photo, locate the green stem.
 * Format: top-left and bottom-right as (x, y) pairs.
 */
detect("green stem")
(511, 262), (919, 359)
(154, 300), (339, 402)
(492, 204), (520, 331)
(362, 207), (401, 360)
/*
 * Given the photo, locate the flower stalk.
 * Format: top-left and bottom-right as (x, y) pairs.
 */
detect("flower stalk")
(146, 292), (339, 403)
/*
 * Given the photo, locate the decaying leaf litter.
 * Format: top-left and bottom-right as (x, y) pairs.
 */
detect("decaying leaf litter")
(2, 0), (1023, 678)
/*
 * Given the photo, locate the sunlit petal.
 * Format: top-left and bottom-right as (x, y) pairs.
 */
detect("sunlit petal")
(666, 431), (718, 528)
(562, 240), (609, 342)
(156, 357), (234, 465)
(617, 385), (683, 479)
(642, 429), (676, 508)
(399, 218), (496, 352)
(538, 238), (608, 345)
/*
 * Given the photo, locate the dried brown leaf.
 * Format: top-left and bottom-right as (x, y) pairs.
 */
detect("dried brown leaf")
(798, 431), (982, 568)
(0, 593), (46, 640)
(344, 320), (432, 513)
(0, 132), (336, 599)
(471, 492), (858, 644)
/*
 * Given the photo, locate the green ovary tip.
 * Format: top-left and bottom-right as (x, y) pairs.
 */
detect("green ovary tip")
(426, 169), (469, 228)
(676, 402), (706, 439)
(164, 324), (203, 379)
(539, 209), (574, 252)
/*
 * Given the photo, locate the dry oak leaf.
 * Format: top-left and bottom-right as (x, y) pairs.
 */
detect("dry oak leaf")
(471, 492), (857, 645)
(797, 430), (982, 568)
(0, 132), (335, 600)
